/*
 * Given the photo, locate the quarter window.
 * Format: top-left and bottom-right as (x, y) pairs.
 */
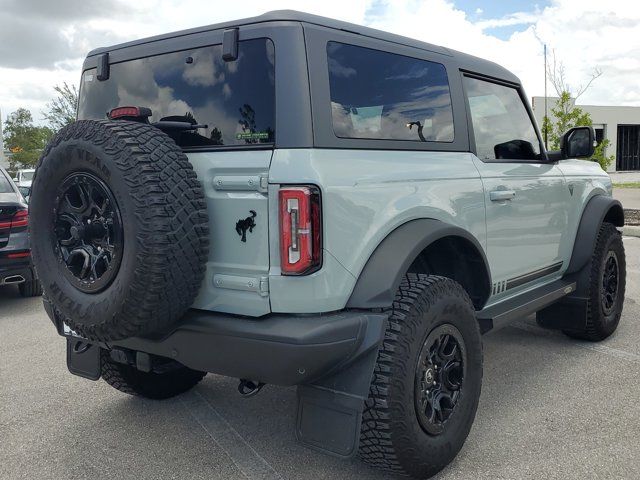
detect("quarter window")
(327, 42), (454, 142)
(464, 76), (541, 161)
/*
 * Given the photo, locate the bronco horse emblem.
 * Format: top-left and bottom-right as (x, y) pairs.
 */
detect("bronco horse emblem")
(235, 210), (257, 242)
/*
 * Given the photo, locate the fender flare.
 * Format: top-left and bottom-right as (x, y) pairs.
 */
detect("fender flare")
(346, 219), (491, 309)
(565, 195), (624, 275)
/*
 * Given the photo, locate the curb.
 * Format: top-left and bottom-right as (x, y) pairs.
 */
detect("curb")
(623, 225), (640, 238)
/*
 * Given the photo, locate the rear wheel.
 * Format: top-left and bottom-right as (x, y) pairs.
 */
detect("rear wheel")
(100, 349), (206, 400)
(19, 278), (42, 297)
(359, 274), (483, 479)
(563, 222), (625, 341)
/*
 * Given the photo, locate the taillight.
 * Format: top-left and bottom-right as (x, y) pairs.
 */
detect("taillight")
(11, 209), (28, 228)
(279, 186), (322, 275)
(0, 209), (28, 229)
(107, 106), (152, 121)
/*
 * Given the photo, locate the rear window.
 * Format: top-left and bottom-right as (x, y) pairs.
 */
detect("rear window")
(78, 38), (275, 149)
(327, 42), (454, 142)
(0, 171), (14, 194)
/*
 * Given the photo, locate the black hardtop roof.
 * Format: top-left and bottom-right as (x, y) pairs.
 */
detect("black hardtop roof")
(87, 10), (520, 84)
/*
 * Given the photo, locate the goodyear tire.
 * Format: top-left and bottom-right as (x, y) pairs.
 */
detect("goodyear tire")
(359, 274), (482, 479)
(30, 120), (209, 341)
(563, 222), (626, 341)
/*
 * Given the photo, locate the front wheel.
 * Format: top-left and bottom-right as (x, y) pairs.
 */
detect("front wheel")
(563, 222), (626, 342)
(359, 274), (483, 479)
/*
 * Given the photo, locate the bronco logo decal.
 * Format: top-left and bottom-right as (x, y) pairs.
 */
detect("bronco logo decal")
(235, 210), (257, 243)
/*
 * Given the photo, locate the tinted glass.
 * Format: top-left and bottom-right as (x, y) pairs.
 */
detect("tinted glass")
(327, 42), (454, 142)
(464, 77), (541, 160)
(78, 39), (275, 148)
(0, 171), (13, 194)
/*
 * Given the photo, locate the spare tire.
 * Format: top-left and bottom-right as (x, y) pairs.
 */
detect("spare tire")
(30, 120), (209, 341)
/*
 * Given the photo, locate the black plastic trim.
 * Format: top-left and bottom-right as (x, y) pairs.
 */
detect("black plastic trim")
(505, 261), (563, 290)
(346, 219), (491, 309)
(222, 28), (239, 61)
(566, 195), (624, 274)
(50, 308), (387, 387)
(479, 279), (577, 331)
(96, 53), (109, 81)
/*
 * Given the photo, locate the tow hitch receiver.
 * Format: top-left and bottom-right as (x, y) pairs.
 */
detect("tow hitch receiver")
(66, 338), (101, 380)
(238, 379), (265, 397)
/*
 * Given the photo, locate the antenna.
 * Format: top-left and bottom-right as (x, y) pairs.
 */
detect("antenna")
(544, 44), (548, 149)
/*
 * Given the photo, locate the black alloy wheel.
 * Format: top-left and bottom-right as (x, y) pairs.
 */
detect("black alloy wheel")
(54, 172), (123, 294)
(415, 324), (466, 436)
(601, 250), (619, 316)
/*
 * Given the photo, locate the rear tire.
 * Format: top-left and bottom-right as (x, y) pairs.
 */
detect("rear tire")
(19, 278), (42, 297)
(563, 222), (625, 342)
(101, 349), (206, 400)
(359, 274), (483, 479)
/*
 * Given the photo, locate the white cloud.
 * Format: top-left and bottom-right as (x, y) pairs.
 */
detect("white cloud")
(1, 0), (639, 125)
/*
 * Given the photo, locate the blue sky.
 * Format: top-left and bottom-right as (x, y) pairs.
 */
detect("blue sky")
(456, 1), (551, 39)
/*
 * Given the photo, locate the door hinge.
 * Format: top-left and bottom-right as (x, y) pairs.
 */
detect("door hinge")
(212, 174), (269, 193)
(213, 274), (269, 297)
(259, 276), (269, 297)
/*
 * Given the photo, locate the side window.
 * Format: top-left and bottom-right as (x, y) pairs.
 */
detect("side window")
(464, 76), (541, 161)
(327, 42), (454, 142)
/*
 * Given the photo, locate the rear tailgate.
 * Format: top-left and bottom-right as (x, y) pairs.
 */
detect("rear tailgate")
(77, 33), (277, 316)
(189, 150), (272, 316)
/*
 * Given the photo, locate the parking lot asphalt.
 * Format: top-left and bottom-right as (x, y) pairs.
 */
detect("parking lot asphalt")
(1, 237), (639, 480)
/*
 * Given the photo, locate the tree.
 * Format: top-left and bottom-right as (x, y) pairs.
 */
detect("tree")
(3, 108), (53, 170)
(541, 54), (613, 170)
(43, 82), (78, 131)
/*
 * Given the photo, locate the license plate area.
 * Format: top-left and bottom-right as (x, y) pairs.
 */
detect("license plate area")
(66, 338), (101, 380)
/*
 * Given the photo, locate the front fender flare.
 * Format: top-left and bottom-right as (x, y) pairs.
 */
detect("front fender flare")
(565, 195), (624, 275)
(346, 219), (490, 309)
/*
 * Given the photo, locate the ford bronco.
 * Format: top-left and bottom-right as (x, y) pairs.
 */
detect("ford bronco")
(30, 11), (625, 479)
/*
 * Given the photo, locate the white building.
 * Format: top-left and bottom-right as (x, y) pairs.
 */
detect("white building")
(531, 97), (640, 172)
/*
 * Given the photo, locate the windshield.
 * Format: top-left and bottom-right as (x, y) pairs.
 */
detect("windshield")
(78, 38), (275, 149)
(21, 171), (35, 181)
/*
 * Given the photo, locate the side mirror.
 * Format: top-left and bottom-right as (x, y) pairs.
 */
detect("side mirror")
(560, 126), (595, 159)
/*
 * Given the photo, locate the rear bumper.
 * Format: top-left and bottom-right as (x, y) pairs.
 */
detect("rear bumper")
(48, 307), (387, 386)
(0, 257), (34, 286)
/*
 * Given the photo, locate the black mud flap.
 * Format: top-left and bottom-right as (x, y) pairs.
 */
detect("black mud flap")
(66, 338), (101, 380)
(295, 313), (386, 458)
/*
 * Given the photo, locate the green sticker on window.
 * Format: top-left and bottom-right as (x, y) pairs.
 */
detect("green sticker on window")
(236, 132), (269, 141)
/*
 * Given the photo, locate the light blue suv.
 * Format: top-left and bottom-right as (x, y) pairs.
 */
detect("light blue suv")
(30, 11), (625, 479)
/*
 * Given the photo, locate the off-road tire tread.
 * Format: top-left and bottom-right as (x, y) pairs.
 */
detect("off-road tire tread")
(564, 222), (625, 341)
(32, 120), (209, 341)
(359, 274), (480, 478)
(100, 349), (206, 399)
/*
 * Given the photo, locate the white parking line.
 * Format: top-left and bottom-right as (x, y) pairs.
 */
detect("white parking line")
(511, 322), (640, 364)
(180, 390), (284, 480)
